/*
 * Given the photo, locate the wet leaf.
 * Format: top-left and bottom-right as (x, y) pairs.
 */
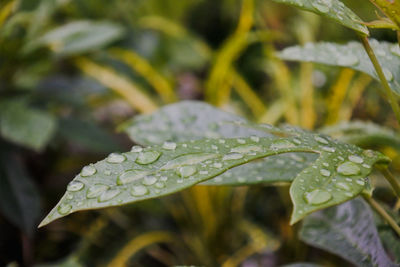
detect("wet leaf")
(278, 40), (400, 95)
(300, 198), (397, 267)
(272, 0), (369, 35)
(0, 99), (56, 151)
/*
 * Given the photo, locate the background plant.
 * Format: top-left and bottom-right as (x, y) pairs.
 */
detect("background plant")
(1, 0), (400, 266)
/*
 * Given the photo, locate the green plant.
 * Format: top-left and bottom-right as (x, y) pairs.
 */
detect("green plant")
(3, 0), (400, 266)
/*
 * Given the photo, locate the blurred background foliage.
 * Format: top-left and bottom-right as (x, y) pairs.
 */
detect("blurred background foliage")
(0, 0), (399, 266)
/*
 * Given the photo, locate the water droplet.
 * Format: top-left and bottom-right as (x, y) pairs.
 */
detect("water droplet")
(87, 184), (109, 198)
(321, 146), (336, 153)
(178, 166), (197, 178)
(162, 142), (177, 150)
(213, 162), (223, 168)
(336, 182), (351, 191)
(57, 203), (72, 215)
(337, 54), (359, 66)
(362, 163), (371, 169)
(131, 146), (143, 152)
(320, 169), (331, 177)
(136, 151), (161, 165)
(231, 145), (262, 154)
(222, 153), (243, 160)
(81, 165), (96, 177)
(161, 153), (219, 170)
(142, 175), (157, 185)
(98, 189), (120, 202)
(199, 170), (209, 175)
(106, 153), (126, 164)
(117, 170), (150, 185)
(383, 68), (393, 81)
(250, 136), (260, 142)
(390, 45), (400, 57)
(270, 139), (295, 150)
(131, 185), (148, 196)
(348, 155), (363, 164)
(337, 161), (361, 176)
(304, 189), (332, 205)
(67, 181), (84, 191)
(155, 182), (165, 189)
(293, 138), (302, 145)
(315, 136), (329, 144)
(219, 139), (226, 144)
(362, 150), (374, 158)
(311, 0), (330, 13)
(237, 138), (246, 144)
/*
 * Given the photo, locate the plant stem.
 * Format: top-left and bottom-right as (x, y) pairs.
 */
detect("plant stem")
(379, 167), (400, 198)
(363, 195), (400, 237)
(359, 35), (400, 125)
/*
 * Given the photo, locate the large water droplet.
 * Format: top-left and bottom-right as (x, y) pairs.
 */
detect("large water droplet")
(337, 161), (361, 176)
(270, 139), (295, 150)
(81, 165), (96, 177)
(336, 182), (351, 191)
(230, 145), (262, 154)
(222, 153), (243, 161)
(320, 169), (331, 177)
(67, 181), (84, 191)
(131, 185), (148, 196)
(162, 142), (177, 150)
(178, 166), (197, 178)
(142, 175), (158, 185)
(304, 189), (332, 205)
(57, 203), (72, 215)
(250, 136), (260, 142)
(348, 155), (363, 164)
(131, 145), (143, 152)
(106, 153), (126, 164)
(321, 146), (336, 153)
(136, 151), (161, 165)
(161, 153), (219, 170)
(117, 170), (150, 185)
(314, 136), (329, 144)
(87, 184), (109, 198)
(98, 189), (120, 202)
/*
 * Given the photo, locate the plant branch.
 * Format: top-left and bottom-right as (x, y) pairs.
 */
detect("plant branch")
(359, 35), (400, 125)
(363, 195), (400, 237)
(379, 167), (400, 198)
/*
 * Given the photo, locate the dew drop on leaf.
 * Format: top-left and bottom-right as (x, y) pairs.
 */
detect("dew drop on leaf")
(311, 0), (331, 13)
(106, 153), (126, 164)
(161, 153), (219, 170)
(304, 189), (332, 205)
(135, 151), (161, 165)
(320, 169), (331, 177)
(270, 139), (295, 150)
(142, 175), (158, 185)
(131, 145), (143, 152)
(337, 161), (361, 176)
(383, 68), (393, 82)
(67, 181), (84, 191)
(98, 189), (120, 202)
(81, 164), (97, 177)
(155, 182), (165, 189)
(131, 185), (148, 196)
(57, 203), (72, 215)
(222, 152), (244, 161)
(117, 170), (150, 185)
(178, 165), (197, 178)
(86, 184), (109, 198)
(335, 182), (351, 191)
(162, 142), (177, 150)
(348, 155), (363, 164)
(314, 136), (329, 144)
(230, 145), (262, 154)
(337, 54), (359, 66)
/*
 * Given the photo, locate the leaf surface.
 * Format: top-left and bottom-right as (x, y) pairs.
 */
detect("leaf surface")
(272, 0), (368, 35)
(279, 40), (400, 95)
(300, 198), (397, 267)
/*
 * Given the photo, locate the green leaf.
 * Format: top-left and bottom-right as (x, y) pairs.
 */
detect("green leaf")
(272, 0), (369, 35)
(0, 100), (56, 151)
(300, 198), (397, 267)
(320, 121), (400, 150)
(0, 148), (41, 236)
(278, 40), (400, 95)
(24, 20), (125, 55)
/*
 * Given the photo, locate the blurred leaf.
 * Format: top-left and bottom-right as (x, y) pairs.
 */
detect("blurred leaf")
(35, 255), (84, 267)
(25, 20), (125, 55)
(369, 0), (400, 29)
(278, 40), (400, 95)
(272, 0), (369, 35)
(0, 149), (40, 236)
(300, 198), (397, 267)
(320, 121), (400, 150)
(39, 102), (388, 227)
(58, 118), (122, 153)
(0, 100), (56, 151)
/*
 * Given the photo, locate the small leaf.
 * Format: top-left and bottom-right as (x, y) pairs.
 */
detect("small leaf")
(25, 20), (125, 55)
(0, 149), (41, 236)
(272, 0), (369, 35)
(300, 198), (397, 267)
(320, 120), (400, 150)
(0, 100), (56, 151)
(278, 40), (400, 95)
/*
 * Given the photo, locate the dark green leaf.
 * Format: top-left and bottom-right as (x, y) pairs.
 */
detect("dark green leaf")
(272, 0), (369, 35)
(300, 198), (397, 267)
(279, 40), (400, 95)
(0, 100), (56, 151)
